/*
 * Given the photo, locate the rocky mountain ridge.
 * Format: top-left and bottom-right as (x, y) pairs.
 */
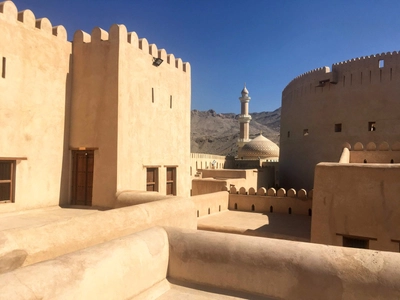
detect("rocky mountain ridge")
(191, 108), (281, 156)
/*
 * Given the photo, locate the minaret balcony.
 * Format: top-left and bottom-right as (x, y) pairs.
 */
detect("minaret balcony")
(238, 114), (252, 122)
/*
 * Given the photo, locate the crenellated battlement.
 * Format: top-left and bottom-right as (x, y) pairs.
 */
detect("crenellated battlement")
(0, 1), (67, 40)
(283, 50), (400, 96)
(229, 186), (313, 199)
(73, 24), (190, 73)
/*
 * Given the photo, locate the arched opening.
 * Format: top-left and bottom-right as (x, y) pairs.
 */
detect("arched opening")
(288, 207), (292, 214)
(251, 204), (255, 211)
(270, 206), (273, 213)
(308, 208), (312, 216)
(234, 203), (238, 210)
(364, 159), (367, 163)
(391, 159), (394, 163)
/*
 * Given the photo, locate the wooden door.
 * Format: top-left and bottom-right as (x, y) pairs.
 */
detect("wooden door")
(71, 150), (94, 206)
(166, 167), (176, 195)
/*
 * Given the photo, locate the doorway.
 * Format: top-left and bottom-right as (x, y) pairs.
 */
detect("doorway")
(71, 150), (94, 206)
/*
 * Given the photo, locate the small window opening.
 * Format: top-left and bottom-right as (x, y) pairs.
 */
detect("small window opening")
(219, 205), (221, 212)
(270, 206), (273, 213)
(379, 59), (384, 68)
(308, 209), (312, 216)
(208, 208), (210, 215)
(251, 204), (255, 211)
(369, 70), (372, 83)
(343, 236), (369, 249)
(152, 88), (154, 103)
(368, 122), (376, 131)
(364, 159), (367, 163)
(390, 68), (393, 81)
(360, 72), (363, 84)
(287, 131), (290, 138)
(334, 123), (342, 133)
(303, 129), (309, 136)
(234, 203), (237, 210)
(391, 159), (394, 163)
(170, 95), (172, 108)
(197, 210), (199, 217)
(350, 74), (353, 85)
(2, 57), (5, 78)
(288, 207), (292, 214)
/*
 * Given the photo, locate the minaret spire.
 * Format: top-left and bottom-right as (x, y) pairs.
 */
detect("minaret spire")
(237, 84), (252, 151)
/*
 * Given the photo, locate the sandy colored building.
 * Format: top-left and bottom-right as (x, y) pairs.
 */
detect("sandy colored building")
(280, 53), (400, 190)
(0, 0), (191, 212)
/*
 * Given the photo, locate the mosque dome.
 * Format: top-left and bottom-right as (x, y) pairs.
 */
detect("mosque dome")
(239, 134), (279, 160)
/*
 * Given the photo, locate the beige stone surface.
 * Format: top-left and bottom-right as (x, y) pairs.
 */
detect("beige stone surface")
(311, 162), (400, 252)
(0, 1), (71, 212)
(197, 210), (311, 242)
(191, 191), (229, 217)
(280, 54), (400, 189)
(166, 227), (400, 300)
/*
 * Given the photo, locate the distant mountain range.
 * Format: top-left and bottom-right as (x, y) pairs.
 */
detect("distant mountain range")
(191, 108), (281, 156)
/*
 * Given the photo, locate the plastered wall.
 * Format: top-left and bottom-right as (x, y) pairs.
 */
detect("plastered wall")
(0, 1), (71, 212)
(280, 53), (400, 189)
(311, 163), (400, 252)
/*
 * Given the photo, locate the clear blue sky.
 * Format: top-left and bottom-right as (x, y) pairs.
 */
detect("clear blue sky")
(12, 0), (400, 113)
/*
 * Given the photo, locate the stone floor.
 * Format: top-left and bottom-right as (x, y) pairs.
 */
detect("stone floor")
(0, 205), (107, 231)
(197, 210), (311, 242)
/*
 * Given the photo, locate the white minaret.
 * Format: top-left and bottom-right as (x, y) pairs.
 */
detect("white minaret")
(237, 85), (252, 150)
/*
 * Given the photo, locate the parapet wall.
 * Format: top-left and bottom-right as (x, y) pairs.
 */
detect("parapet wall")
(229, 186), (313, 216)
(73, 24), (189, 73)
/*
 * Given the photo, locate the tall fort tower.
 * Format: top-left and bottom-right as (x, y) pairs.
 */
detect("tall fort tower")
(237, 85), (252, 151)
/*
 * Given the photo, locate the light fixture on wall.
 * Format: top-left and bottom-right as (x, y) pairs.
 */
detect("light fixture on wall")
(152, 57), (163, 67)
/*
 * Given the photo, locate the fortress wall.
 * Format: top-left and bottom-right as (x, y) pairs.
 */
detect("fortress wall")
(0, 1), (71, 211)
(280, 52), (400, 189)
(190, 153), (227, 176)
(70, 27), (119, 207)
(312, 163), (400, 252)
(117, 25), (191, 197)
(166, 227), (400, 300)
(229, 187), (312, 215)
(0, 197), (196, 274)
(191, 191), (229, 217)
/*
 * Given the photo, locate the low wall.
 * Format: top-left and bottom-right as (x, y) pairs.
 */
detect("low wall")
(114, 190), (174, 208)
(229, 194), (312, 215)
(0, 197), (196, 274)
(191, 191), (229, 217)
(166, 227), (400, 300)
(0, 227), (170, 300)
(312, 163), (400, 252)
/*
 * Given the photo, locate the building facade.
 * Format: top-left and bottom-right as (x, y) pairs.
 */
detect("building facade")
(280, 53), (400, 189)
(0, 1), (191, 212)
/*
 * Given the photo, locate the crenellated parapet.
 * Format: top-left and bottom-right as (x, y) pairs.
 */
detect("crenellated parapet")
(0, 1), (67, 40)
(282, 51), (400, 99)
(73, 24), (190, 73)
(229, 186), (313, 200)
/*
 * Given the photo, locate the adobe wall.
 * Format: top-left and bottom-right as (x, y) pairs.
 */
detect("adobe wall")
(190, 153), (227, 176)
(311, 163), (400, 252)
(0, 197), (196, 273)
(117, 27), (191, 198)
(0, 1), (71, 212)
(191, 191), (229, 217)
(229, 187), (312, 216)
(280, 53), (400, 189)
(70, 25), (191, 206)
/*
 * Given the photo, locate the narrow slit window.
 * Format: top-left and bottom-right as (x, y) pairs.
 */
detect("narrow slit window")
(369, 70), (372, 83)
(343, 75), (345, 87)
(368, 121), (376, 131)
(380, 69), (382, 82)
(360, 72), (363, 84)
(170, 95), (172, 109)
(2, 57), (5, 79)
(287, 131), (290, 138)
(334, 123), (342, 132)
(152, 88), (154, 103)
(379, 59), (384, 68)
(390, 68), (393, 81)
(350, 74), (353, 85)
